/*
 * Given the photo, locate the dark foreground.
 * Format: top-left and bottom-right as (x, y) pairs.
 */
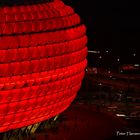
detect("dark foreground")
(26, 103), (128, 140)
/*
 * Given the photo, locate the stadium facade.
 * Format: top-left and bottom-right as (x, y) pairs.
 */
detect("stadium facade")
(0, 0), (87, 132)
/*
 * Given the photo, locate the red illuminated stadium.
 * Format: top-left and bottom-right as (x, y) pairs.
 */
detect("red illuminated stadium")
(0, 0), (87, 132)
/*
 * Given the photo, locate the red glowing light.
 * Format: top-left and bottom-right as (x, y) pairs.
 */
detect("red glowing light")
(0, 0), (87, 132)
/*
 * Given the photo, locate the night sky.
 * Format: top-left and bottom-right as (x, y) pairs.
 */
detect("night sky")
(63, 0), (140, 68)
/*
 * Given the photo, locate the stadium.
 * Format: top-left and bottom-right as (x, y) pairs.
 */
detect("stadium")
(0, 0), (87, 133)
(0, 0), (139, 140)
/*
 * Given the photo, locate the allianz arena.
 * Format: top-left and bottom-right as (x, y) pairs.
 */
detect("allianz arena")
(0, 0), (87, 132)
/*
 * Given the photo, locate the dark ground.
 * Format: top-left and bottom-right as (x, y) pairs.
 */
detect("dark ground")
(26, 103), (129, 140)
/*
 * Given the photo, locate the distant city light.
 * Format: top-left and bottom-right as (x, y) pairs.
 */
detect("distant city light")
(99, 56), (102, 59)
(106, 50), (109, 53)
(117, 58), (120, 62)
(99, 83), (102, 86)
(133, 53), (136, 56)
(134, 64), (139, 67)
(88, 50), (100, 54)
(116, 114), (126, 117)
(108, 71), (111, 73)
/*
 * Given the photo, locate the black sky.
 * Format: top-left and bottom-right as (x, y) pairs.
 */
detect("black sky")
(63, 0), (140, 66)
(64, 0), (140, 50)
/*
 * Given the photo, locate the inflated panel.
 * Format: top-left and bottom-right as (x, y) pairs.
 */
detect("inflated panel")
(0, 0), (87, 132)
